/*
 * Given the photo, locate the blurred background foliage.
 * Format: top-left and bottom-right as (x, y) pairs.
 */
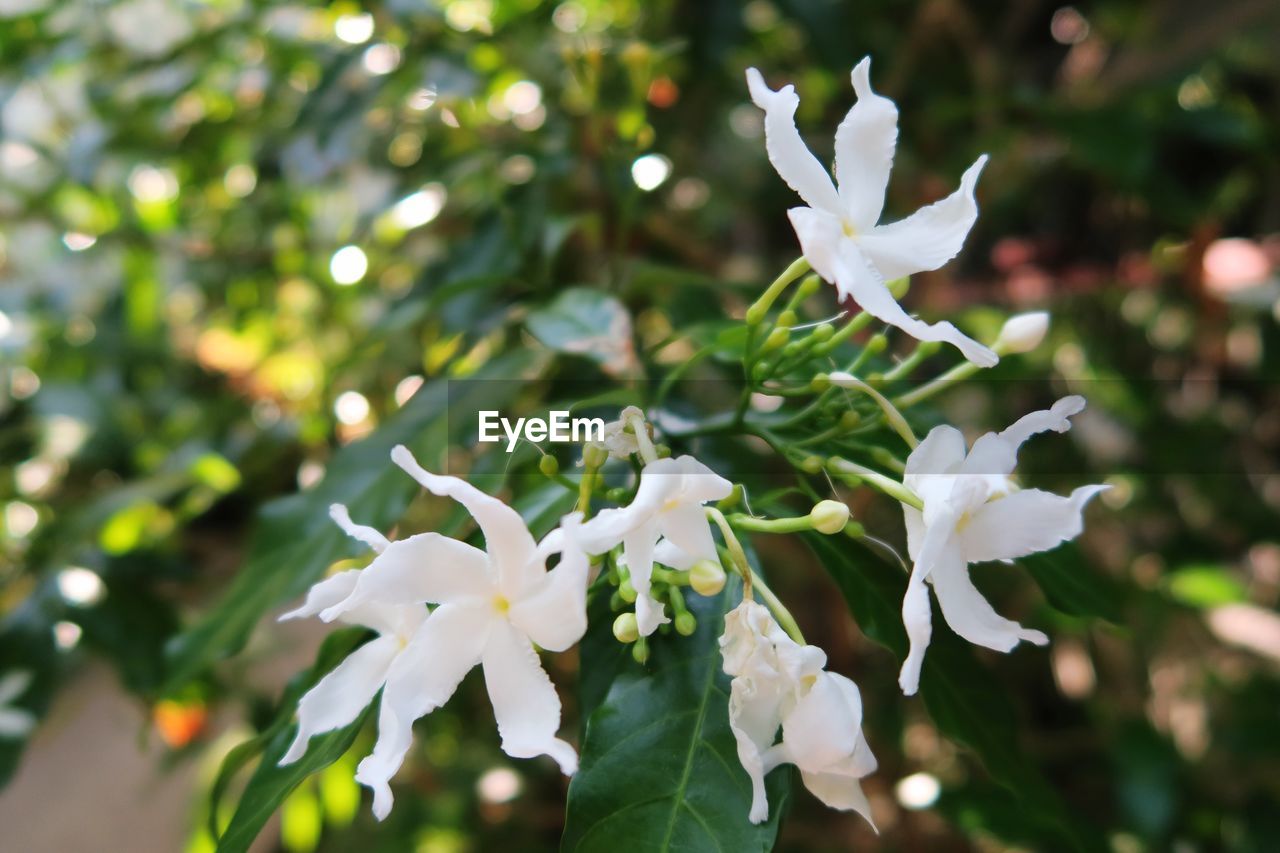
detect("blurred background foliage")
(1, 0), (1279, 851)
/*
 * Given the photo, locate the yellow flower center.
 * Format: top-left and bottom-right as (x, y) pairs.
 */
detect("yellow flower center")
(842, 221), (857, 238)
(493, 595), (511, 615)
(954, 510), (973, 533)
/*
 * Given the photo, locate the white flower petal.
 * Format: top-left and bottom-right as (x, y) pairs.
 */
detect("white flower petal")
(657, 503), (717, 563)
(329, 503), (390, 553)
(929, 546), (1048, 653)
(960, 396), (1085, 477)
(280, 569), (361, 622)
(667, 455), (735, 504)
(319, 533), (492, 622)
(780, 672), (861, 772)
(481, 620), (577, 774)
(960, 485), (1107, 564)
(745, 68), (843, 216)
(857, 154), (987, 279)
(803, 222), (997, 367)
(834, 57), (898, 231)
(899, 510), (957, 695)
(653, 538), (697, 570)
(727, 675), (781, 824)
(391, 445), (538, 591)
(508, 516), (590, 652)
(281, 635), (400, 765)
(800, 769), (876, 830)
(905, 425), (968, 478)
(356, 601), (491, 820)
(623, 521), (669, 636)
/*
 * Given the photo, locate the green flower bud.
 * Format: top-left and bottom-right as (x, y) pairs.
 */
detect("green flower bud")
(887, 276), (910, 299)
(761, 327), (790, 352)
(799, 455), (825, 474)
(812, 323), (835, 342)
(618, 577), (637, 603)
(675, 612), (697, 636)
(689, 559), (727, 596)
(811, 373), (831, 392)
(655, 443), (672, 458)
(607, 487), (630, 503)
(631, 637), (649, 664)
(839, 410), (861, 430)
(612, 612), (639, 643)
(582, 442), (608, 469)
(538, 455), (560, 477)
(777, 310), (797, 328)
(797, 274), (822, 297)
(809, 500), (850, 534)
(864, 333), (888, 355)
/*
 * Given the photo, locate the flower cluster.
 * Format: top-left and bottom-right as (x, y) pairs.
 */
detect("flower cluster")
(276, 56), (1105, 833)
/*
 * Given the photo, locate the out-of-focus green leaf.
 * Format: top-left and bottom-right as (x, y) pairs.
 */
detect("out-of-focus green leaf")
(526, 287), (639, 378)
(1164, 564), (1247, 608)
(1020, 545), (1126, 622)
(161, 352), (536, 695)
(563, 578), (789, 852)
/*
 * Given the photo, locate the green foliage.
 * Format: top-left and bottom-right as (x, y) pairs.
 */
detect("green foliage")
(564, 578), (788, 852)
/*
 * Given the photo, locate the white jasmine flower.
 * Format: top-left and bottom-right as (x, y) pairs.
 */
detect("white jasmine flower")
(720, 600), (876, 827)
(994, 311), (1050, 354)
(314, 446), (589, 819)
(746, 58), (996, 367)
(278, 505), (428, 766)
(578, 455), (732, 635)
(0, 670), (36, 738)
(897, 396), (1107, 695)
(591, 406), (642, 460)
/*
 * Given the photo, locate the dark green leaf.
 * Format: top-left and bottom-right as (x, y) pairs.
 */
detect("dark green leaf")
(1020, 545), (1126, 622)
(563, 578), (789, 852)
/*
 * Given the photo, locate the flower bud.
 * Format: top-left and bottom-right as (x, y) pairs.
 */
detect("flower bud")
(618, 577), (638, 603)
(995, 311), (1050, 354)
(797, 274), (822, 297)
(654, 443), (672, 458)
(631, 637), (649, 664)
(675, 612), (697, 636)
(812, 323), (835, 342)
(887, 276), (910, 299)
(607, 487), (629, 503)
(799, 455), (825, 474)
(811, 373), (831, 392)
(538, 455), (560, 477)
(582, 442), (608, 469)
(777, 310), (797, 328)
(762, 327), (790, 352)
(689, 559), (726, 596)
(839, 410), (861, 430)
(809, 500), (850, 534)
(612, 612), (639, 643)
(864, 333), (888, 355)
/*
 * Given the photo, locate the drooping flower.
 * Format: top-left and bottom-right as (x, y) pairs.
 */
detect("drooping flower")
(287, 446), (589, 819)
(590, 406), (643, 460)
(720, 600), (877, 827)
(578, 455), (732, 635)
(278, 505), (428, 765)
(0, 670), (36, 739)
(746, 57), (996, 367)
(897, 396), (1107, 695)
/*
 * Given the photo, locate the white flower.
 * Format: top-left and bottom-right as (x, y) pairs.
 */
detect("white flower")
(578, 455), (732, 635)
(278, 505), (428, 766)
(0, 670), (36, 739)
(720, 600), (877, 827)
(897, 396), (1107, 695)
(591, 406), (643, 460)
(285, 446), (589, 819)
(746, 58), (996, 367)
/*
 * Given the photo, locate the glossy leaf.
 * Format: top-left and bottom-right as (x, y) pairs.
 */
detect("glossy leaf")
(526, 288), (639, 378)
(563, 578), (789, 852)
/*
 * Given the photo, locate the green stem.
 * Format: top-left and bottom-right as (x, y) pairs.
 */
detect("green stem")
(893, 360), (981, 408)
(726, 513), (814, 534)
(745, 256), (810, 326)
(706, 506), (753, 598)
(832, 375), (918, 449)
(827, 456), (924, 509)
(750, 569), (804, 645)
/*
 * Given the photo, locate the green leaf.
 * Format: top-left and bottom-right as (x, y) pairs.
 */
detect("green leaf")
(526, 287), (639, 378)
(1164, 564), (1247, 609)
(804, 533), (1100, 851)
(1020, 545), (1125, 622)
(563, 579), (789, 852)
(161, 352), (536, 695)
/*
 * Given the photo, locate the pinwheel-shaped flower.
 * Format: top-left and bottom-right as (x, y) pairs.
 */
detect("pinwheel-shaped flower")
(579, 455), (732, 635)
(721, 600), (877, 826)
(285, 446), (589, 819)
(747, 57), (996, 367)
(898, 396), (1107, 695)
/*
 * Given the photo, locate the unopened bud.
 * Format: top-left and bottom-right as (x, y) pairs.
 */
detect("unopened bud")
(839, 411), (861, 430)
(607, 487), (629, 503)
(864, 334), (888, 355)
(618, 577), (637, 603)
(675, 612), (697, 636)
(809, 500), (850, 534)
(995, 311), (1049, 354)
(654, 443), (672, 458)
(539, 455), (560, 477)
(613, 612), (639, 643)
(812, 323), (835, 342)
(689, 559), (726, 596)
(762, 327), (790, 352)
(797, 274), (822, 297)
(811, 373), (831, 392)
(582, 443), (608, 469)
(799, 455), (825, 474)
(631, 637), (649, 664)
(777, 310), (797, 328)
(887, 276), (910, 299)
